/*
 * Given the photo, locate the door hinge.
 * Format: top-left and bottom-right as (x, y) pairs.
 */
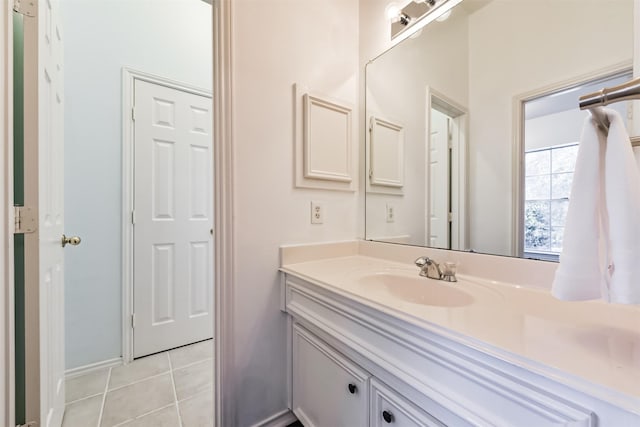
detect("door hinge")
(131, 210), (135, 225)
(448, 212), (453, 222)
(131, 106), (136, 121)
(14, 206), (37, 234)
(13, 0), (37, 17)
(131, 314), (136, 328)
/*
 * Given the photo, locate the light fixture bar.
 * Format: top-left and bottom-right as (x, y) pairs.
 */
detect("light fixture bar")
(391, 0), (460, 40)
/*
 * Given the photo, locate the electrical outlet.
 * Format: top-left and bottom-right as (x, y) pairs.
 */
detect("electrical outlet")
(311, 201), (324, 224)
(386, 204), (395, 223)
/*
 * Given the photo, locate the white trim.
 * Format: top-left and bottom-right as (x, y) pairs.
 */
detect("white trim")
(121, 67), (212, 364)
(511, 60), (633, 257)
(249, 409), (298, 427)
(1, 2), (15, 426)
(64, 357), (122, 379)
(212, 1), (235, 426)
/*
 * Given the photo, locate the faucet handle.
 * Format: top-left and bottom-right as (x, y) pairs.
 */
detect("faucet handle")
(442, 261), (458, 282)
(414, 256), (430, 267)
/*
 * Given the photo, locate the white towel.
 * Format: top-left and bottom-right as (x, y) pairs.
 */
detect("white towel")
(552, 109), (640, 304)
(604, 111), (640, 304)
(552, 114), (606, 301)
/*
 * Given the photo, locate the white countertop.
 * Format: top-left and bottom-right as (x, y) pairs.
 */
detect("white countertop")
(281, 253), (640, 407)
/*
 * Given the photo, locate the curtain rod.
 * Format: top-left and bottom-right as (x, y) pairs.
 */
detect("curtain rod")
(579, 77), (640, 134)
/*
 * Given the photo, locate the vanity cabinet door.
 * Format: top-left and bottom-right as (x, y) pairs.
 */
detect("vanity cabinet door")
(370, 379), (445, 427)
(293, 324), (370, 427)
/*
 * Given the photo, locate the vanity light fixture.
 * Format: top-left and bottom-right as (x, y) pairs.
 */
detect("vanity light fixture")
(390, 0), (462, 40)
(386, 3), (412, 25)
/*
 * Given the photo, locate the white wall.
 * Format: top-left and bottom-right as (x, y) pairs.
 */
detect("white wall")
(230, 0), (359, 424)
(467, 0), (633, 256)
(61, 0), (212, 370)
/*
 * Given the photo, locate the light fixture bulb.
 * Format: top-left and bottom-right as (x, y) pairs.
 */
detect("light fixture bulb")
(385, 3), (401, 21)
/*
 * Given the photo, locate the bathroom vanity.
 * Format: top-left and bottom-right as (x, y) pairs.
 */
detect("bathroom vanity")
(280, 241), (640, 426)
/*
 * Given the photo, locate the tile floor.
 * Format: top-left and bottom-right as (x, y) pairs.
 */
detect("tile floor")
(62, 339), (213, 427)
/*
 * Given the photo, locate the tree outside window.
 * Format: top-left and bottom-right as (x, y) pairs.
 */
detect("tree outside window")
(524, 144), (579, 257)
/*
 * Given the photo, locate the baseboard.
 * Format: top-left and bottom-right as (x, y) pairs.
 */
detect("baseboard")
(250, 409), (298, 427)
(65, 357), (123, 378)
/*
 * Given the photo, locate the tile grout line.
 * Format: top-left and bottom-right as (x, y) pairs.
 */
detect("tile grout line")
(167, 352), (184, 427)
(171, 356), (214, 373)
(107, 369), (172, 392)
(96, 367), (112, 427)
(111, 402), (176, 427)
(65, 391), (105, 406)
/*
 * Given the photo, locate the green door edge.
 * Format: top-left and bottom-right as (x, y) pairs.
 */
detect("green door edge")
(13, 11), (26, 426)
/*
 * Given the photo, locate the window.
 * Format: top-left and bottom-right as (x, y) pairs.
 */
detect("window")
(524, 144), (578, 257)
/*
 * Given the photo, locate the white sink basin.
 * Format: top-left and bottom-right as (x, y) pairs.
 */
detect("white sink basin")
(357, 273), (475, 307)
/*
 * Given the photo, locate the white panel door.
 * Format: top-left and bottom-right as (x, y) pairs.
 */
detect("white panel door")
(429, 109), (450, 248)
(23, 1), (66, 426)
(133, 80), (213, 358)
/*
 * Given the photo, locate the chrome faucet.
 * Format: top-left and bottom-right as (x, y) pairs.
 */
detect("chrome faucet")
(415, 257), (443, 280)
(415, 257), (457, 282)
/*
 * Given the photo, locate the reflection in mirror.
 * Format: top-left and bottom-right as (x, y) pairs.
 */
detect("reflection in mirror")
(522, 71), (632, 260)
(365, 0), (635, 259)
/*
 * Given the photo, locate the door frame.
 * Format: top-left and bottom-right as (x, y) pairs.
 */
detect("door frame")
(212, 1), (235, 426)
(1, 1), (15, 426)
(425, 86), (468, 251)
(121, 68), (212, 364)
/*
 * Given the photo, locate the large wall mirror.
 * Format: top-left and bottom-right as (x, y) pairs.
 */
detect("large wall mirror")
(365, 0), (637, 260)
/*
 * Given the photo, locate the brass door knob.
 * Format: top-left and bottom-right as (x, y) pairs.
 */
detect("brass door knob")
(61, 234), (82, 248)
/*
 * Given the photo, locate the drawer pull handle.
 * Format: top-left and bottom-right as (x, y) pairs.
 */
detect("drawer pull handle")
(382, 410), (394, 423)
(347, 383), (357, 394)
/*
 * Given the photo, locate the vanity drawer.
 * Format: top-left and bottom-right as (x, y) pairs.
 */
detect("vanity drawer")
(370, 378), (445, 427)
(293, 323), (371, 427)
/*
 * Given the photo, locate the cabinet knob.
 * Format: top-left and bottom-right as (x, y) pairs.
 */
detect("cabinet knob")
(382, 410), (394, 423)
(347, 383), (357, 394)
